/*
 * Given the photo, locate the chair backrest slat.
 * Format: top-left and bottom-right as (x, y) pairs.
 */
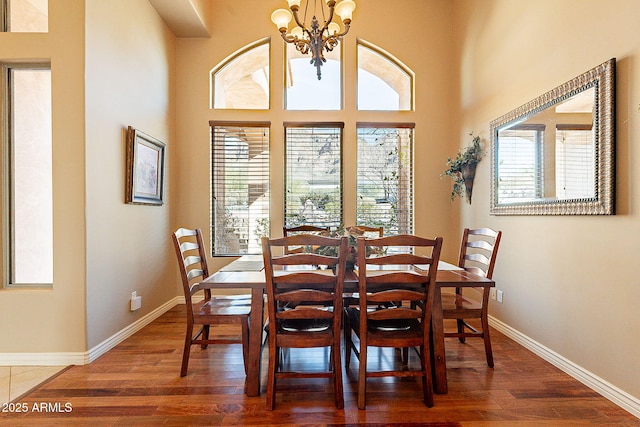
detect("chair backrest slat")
(172, 228), (211, 307)
(458, 228), (502, 280)
(282, 225), (330, 254)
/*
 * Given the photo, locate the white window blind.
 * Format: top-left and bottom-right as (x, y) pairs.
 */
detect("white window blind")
(555, 125), (594, 199)
(284, 123), (343, 229)
(496, 126), (544, 204)
(211, 122), (270, 255)
(356, 125), (413, 235)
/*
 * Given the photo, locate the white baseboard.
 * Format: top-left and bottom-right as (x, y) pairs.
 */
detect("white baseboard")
(0, 352), (88, 366)
(489, 315), (640, 419)
(87, 297), (181, 363)
(0, 297), (180, 366)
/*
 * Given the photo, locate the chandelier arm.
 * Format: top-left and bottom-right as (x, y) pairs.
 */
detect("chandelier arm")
(331, 20), (351, 38)
(320, 2), (337, 34)
(290, 7), (310, 34)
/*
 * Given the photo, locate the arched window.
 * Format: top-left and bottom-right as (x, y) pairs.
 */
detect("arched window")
(211, 39), (270, 109)
(357, 40), (414, 111)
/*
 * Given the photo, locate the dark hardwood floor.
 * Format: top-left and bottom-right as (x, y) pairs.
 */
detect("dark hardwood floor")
(2, 305), (638, 426)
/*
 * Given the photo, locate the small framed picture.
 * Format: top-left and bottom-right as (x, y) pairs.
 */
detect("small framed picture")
(125, 126), (166, 205)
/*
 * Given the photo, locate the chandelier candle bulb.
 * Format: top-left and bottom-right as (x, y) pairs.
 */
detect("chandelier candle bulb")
(271, 0), (356, 80)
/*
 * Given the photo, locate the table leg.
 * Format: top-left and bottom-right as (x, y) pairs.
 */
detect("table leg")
(246, 287), (264, 397)
(431, 287), (448, 394)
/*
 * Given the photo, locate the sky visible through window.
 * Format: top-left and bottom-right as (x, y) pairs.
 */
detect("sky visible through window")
(286, 59), (399, 110)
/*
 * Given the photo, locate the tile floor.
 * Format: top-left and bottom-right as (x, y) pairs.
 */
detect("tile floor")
(0, 366), (66, 404)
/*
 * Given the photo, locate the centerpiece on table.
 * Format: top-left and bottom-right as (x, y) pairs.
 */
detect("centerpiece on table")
(313, 226), (383, 271)
(441, 133), (485, 203)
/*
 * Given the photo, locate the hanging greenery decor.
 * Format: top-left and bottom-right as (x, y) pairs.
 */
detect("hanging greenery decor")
(442, 133), (485, 203)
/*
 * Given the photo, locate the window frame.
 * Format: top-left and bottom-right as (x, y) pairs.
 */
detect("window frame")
(1, 62), (53, 288)
(496, 124), (545, 204)
(210, 38), (270, 110)
(356, 40), (415, 111)
(1, 0), (49, 32)
(210, 120), (271, 256)
(355, 122), (414, 236)
(283, 122), (344, 230)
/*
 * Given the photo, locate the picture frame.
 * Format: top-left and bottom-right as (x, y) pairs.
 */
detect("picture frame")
(125, 126), (166, 205)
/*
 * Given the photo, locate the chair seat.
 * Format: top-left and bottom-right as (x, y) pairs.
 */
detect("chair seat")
(195, 299), (251, 318)
(441, 292), (481, 311)
(209, 294), (252, 306)
(279, 318), (332, 332)
(345, 307), (423, 338)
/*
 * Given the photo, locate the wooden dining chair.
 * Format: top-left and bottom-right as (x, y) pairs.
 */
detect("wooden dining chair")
(282, 225), (329, 254)
(172, 228), (251, 377)
(344, 234), (443, 409)
(442, 227), (502, 367)
(350, 225), (384, 237)
(261, 234), (348, 410)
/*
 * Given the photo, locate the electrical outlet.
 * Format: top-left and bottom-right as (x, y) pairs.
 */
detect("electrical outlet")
(130, 291), (142, 311)
(490, 288), (497, 301)
(496, 290), (503, 303)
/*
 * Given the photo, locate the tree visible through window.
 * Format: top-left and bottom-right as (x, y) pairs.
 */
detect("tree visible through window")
(284, 124), (343, 229)
(211, 122), (270, 255)
(356, 125), (413, 235)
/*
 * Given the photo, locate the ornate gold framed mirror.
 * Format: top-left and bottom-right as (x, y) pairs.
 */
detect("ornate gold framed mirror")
(490, 58), (615, 215)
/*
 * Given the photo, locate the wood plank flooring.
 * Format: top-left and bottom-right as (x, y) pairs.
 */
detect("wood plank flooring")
(1, 305), (638, 426)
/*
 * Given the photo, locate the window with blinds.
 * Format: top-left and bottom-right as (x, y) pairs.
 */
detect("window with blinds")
(356, 125), (414, 235)
(211, 122), (270, 255)
(284, 123), (343, 229)
(555, 125), (594, 199)
(496, 126), (544, 204)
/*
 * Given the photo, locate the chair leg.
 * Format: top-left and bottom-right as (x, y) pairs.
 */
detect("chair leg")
(456, 319), (466, 343)
(241, 316), (250, 375)
(344, 316), (352, 367)
(357, 342), (367, 409)
(420, 344), (434, 408)
(201, 324), (210, 349)
(266, 343), (278, 410)
(332, 338), (344, 409)
(180, 323), (194, 377)
(481, 315), (494, 368)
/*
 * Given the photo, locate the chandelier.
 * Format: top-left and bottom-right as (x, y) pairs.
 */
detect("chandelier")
(271, 0), (356, 80)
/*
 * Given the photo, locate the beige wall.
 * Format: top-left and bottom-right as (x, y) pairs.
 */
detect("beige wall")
(174, 0), (459, 278)
(453, 0), (640, 399)
(0, 0), (87, 353)
(84, 0), (177, 348)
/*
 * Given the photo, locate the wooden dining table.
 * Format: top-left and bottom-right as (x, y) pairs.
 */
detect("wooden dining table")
(200, 255), (494, 397)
